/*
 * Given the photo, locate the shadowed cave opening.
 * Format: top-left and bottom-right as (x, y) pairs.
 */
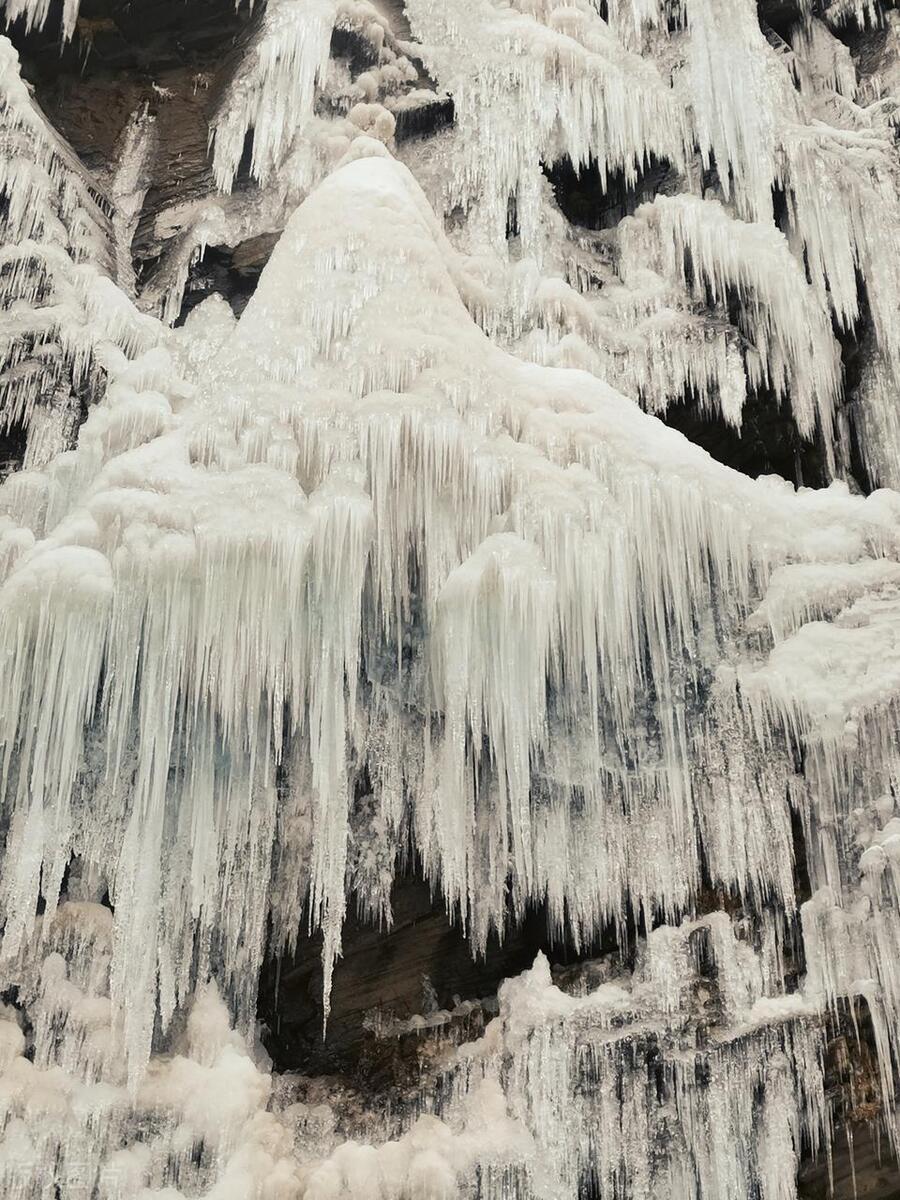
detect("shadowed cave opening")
(257, 869), (620, 1082)
(544, 154), (677, 231)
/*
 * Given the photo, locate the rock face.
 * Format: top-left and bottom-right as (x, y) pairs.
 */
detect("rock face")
(258, 871), (621, 1083)
(800, 1127), (900, 1200)
(1, 1), (900, 1198)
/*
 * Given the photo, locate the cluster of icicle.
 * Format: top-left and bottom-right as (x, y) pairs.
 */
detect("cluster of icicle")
(0, 906), (831, 1199)
(0, 39), (157, 471)
(0, 0), (899, 1195)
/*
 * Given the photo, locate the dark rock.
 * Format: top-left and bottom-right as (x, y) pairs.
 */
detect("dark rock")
(258, 870), (612, 1084)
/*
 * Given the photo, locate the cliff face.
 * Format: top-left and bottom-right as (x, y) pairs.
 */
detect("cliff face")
(1, 1), (900, 1198)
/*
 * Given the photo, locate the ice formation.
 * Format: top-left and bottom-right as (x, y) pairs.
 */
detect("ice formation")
(0, 0), (899, 1195)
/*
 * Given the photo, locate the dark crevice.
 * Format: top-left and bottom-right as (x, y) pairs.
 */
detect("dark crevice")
(257, 866), (617, 1083)
(757, 0), (806, 41)
(839, 274), (880, 494)
(330, 25), (382, 73)
(394, 94), (454, 142)
(0, 422), (29, 484)
(544, 154), (675, 231)
(790, 804), (813, 906)
(660, 386), (829, 487)
(7, 0), (250, 78)
(172, 241), (270, 324)
(506, 193), (520, 241)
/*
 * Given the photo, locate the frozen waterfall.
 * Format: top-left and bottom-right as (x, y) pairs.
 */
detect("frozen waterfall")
(0, 0), (899, 1196)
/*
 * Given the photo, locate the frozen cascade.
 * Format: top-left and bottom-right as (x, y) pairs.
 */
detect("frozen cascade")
(0, 0), (898, 1196)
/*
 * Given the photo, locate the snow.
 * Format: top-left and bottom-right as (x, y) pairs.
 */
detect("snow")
(0, 0), (899, 1194)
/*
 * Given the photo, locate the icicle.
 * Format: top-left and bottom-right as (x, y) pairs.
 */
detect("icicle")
(0, 5), (898, 1190)
(102, 106), (157, 298)
(622, 193), (841, 446)
(210, 0), (339, 192)
(404, 0), (688, 254)
(684, 0), (790, 221)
